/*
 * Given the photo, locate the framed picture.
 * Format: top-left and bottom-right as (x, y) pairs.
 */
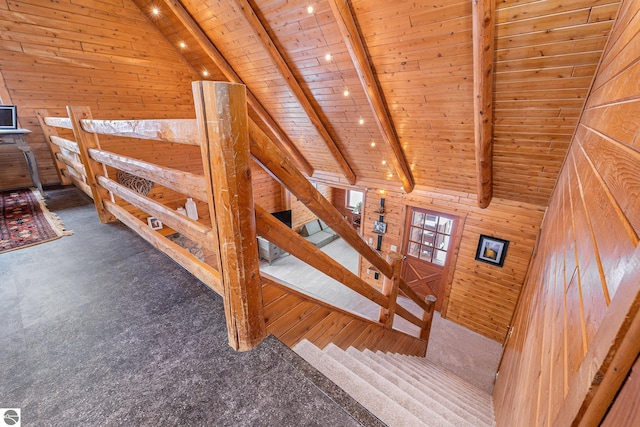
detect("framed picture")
(475, 234), (509, 267)
(147, 216), (163, 230)
(373, 220), (387, 234)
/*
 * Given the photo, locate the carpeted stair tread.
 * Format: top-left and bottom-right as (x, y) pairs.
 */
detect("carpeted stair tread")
(349, 348), (485, 426)
(294, 340), (496, 427)
(293, 340), (424, 426)
(387, 353), (491, 401)
(370, 350), (494, 422)
(401, 355), (492, 403)
(356, 349), (494, 425)
(324, 344), (456, 426)
(382, 352), (492, 406)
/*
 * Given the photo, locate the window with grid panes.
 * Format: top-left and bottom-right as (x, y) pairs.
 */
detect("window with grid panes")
(406, 210), (454, 266)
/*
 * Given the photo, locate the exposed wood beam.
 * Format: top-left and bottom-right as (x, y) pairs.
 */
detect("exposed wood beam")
(233, 0), (357, 185)
(160, 0), (314, 177)
(472, 0), (495, 209)
(328, 0), (415, 193)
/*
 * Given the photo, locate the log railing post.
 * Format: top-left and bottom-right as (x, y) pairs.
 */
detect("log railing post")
(67, 106), (115, 223)
(192, 81), (266, 351)
(379, 252), (403, 327)
(35, 109), (72, 186)
(420, 295), (438, 342)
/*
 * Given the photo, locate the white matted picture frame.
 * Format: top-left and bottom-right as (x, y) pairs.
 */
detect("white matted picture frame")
(147, 216), (163, 230)
(475, 234), (509, 267)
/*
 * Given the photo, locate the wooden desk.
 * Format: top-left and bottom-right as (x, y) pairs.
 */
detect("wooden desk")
(0, 129), (46, 197)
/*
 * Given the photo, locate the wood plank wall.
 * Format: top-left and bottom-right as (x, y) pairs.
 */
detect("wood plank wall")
(493, 0), (640, 424)
(290, 182), (333, 232)
(251, 160), (282, 213)
(0, 0), (201, 191)
(601, 355), (640, 426)
(312, 171), (545, 343)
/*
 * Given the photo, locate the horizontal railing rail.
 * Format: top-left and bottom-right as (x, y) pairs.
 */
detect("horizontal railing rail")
(80, 118), (199, 145)
(88, 148), (208, 202)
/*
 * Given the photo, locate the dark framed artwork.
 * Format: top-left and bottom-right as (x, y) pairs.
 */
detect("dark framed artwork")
(475, 234), (509, 267)
(373, 220), (387, 234)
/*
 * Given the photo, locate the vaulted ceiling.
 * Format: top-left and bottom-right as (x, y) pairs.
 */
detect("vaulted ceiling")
(118, 1), (618, 205)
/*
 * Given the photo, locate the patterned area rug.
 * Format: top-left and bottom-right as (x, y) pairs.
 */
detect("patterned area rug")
(0, 188), (73, 254)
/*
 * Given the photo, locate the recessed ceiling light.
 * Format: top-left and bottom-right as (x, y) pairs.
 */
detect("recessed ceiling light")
(202, 70), (209, 77)
(325, 53), (332, 61)
(343, 88), (349, 97)
(152, 7), (160, 15)
(307, 5), (314, 14)
(382, 160), (387, 165)
(359, 118), (364, 125)
(179, 42), (186, 49)
(370, 142), (376, 147)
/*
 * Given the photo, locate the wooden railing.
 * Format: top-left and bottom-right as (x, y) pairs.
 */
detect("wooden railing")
(38, 81), (436, 355)
(36, 110), (92, 198)
(249, 120), (437, 339)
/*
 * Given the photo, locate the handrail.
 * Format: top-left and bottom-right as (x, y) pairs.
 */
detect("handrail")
(249, 120), (432, 314)
(256, 205), (426, 329)
(50, 135), (80, 154)
(88, 148), (208, 202)
(43, 116), (73, 129)
(255, 206), (389, 307)
(80, 118), (199, 145)
(54, 152), (86, 176)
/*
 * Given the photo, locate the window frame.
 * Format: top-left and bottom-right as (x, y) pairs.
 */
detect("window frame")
(405, 208), (454, 267)
(346, 189), (364, 210)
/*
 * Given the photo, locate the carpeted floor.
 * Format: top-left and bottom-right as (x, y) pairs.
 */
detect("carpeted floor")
(0, 187), (381, 426)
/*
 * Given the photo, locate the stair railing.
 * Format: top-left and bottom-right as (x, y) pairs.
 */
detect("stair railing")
(38, 81), (436, 352)
(249, 110), (437, 339)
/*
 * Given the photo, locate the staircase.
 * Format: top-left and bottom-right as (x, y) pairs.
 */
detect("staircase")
(294, 340), (496, 427)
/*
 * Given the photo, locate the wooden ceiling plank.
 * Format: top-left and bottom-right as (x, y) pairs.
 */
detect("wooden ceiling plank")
(232, 0), (357, 185)
(327, 0), (415, 193)
(472, 0), (495, 208)
(160, 0), (314, 177)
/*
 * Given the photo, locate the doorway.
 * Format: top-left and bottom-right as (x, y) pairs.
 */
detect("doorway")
(401, 207), (458, 311)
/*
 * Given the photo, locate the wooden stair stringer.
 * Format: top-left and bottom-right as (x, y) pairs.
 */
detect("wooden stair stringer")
(261, 274), (428, 356)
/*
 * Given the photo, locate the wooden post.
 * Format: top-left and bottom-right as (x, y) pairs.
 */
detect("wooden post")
(35, 109), (72, 186)
(67, 106), (115, 223)
(472, 0), (495, 208)
(420, 295), (438, 342)
(379, 253), (403, 327)
(192, 81), (266, 351)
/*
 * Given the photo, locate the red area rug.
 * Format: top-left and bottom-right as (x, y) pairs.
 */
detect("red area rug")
(0, 188), (72, 254)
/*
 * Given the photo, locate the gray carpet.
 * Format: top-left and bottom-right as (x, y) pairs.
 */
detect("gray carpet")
(0, 187), (381, 426)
